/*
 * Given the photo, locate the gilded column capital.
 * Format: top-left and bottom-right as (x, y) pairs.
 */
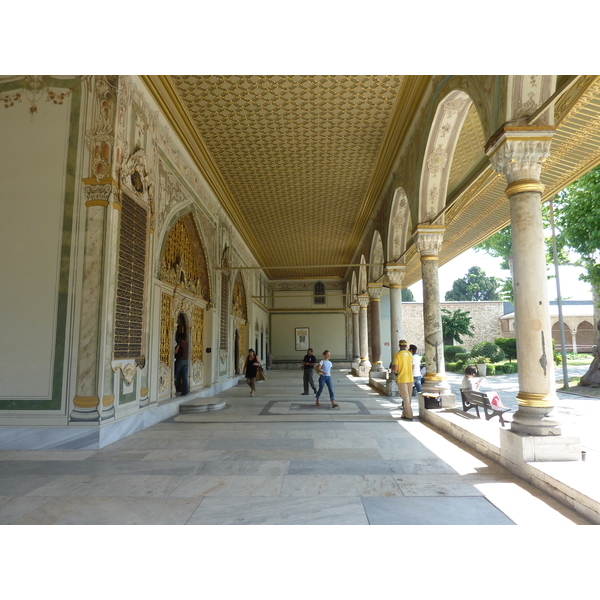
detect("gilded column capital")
(385, 263), (405, 287)
(414, 225), (445, 258)
(357, 294), (370, 309)
(83, 178), (118, 207)
(350, 302), (360, 315)
(367, 282), (383, 300)
(485, 126), (554, 187)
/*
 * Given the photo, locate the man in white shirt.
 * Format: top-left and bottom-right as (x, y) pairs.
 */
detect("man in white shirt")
(409, 344), (421, 397)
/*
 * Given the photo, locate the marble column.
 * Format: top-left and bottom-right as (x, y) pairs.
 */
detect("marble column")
(486, 127), (561, 436)
(368, 283), (384, 372)
(357, 293), (371, 375)
(350, 303), (360, 366)
(416, 226), (452, 398)
(386, 264), (405, 354)
(71, 181), (115, 422)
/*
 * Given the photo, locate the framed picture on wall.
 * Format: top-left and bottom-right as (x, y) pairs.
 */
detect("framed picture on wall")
(295, 327), (309, 351)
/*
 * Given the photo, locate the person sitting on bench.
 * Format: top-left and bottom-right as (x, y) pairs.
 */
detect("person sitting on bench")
(462, 365), (506, 408)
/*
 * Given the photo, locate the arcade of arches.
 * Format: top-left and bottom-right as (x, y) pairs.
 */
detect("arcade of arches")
(1, 75), (600, 462)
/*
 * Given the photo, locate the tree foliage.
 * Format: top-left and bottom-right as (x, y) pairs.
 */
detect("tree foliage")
(470, 341), (505, 363)
(441, 308), (475, 345)
(495, 337), (517, 362)
(401, 287), (414, 302)
(474, 227), (513, 271)
(445, 266), (501, 301)
(556, 168), (600, 290)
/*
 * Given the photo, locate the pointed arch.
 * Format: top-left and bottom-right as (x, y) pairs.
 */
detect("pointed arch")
(419, 90), (474, 224)
(159, 211), (212, 304)
(358, 256), (367, 295)
(369, 231), (384, 282)
(351, 271), (358, 304)
(387, 187), (412, 262)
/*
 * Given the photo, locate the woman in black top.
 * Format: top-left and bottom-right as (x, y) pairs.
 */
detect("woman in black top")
(244, 349), (261, 397)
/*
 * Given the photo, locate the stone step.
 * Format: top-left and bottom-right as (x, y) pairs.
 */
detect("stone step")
(178, 398), (228, 413)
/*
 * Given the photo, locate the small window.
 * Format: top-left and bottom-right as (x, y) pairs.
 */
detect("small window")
(314, 281), (326, 305)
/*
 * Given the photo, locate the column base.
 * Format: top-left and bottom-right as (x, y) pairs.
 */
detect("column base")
(500, 428), (581, 462)
(510, 406), (562, 436)
(369, 362), (386, 373)
(355, 360), (372, 377)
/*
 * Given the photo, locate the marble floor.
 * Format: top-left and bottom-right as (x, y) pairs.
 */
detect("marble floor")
(0, 370), (593, 525)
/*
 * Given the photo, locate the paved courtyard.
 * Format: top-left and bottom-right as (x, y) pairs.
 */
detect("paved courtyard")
(0, 369), (594, 525)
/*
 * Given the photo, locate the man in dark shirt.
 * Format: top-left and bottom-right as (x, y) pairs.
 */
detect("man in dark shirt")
(174, 333), (189, 396)
(301, 347), (318, 395)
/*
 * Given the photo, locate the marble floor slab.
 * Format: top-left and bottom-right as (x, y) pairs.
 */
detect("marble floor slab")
(186, 496), (369, 525)
(10, 496), (203, 525)
(2, 370), (594, 525)
(0, 495), (54, 524)
(280, 474), (404, 497)
(361, 496), (516, 525)
(170, 475), (284, 497)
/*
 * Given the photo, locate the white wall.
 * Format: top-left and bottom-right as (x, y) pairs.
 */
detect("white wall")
(0, 98), (72, 398)
(270, 312), (347, 360)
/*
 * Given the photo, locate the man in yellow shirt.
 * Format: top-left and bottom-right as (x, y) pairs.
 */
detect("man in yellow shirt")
(392, 339), (414, 421)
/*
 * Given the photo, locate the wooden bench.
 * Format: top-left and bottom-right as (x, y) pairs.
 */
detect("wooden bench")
(460, 388), (510, 427)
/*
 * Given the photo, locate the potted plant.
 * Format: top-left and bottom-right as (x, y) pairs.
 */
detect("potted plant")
(471, 356), (490, 377)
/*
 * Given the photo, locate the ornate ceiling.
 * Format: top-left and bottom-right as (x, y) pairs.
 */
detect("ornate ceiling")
(143, 75), (600, 286)
(170, 75), (402, 281)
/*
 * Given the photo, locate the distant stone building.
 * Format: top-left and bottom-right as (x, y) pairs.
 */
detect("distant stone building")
(501, 301), (595, 353)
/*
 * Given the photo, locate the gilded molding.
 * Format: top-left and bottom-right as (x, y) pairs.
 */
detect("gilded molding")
(516, 391), (558, 408)
(505, 179), (545, 197)
(73, 395), (99, 409)
(424, 373), (445, 381)
(420, 255), (439, 261)
(102, 394), (115, 407)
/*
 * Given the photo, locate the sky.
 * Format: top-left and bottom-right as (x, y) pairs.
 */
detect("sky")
(408, 247), (592, 303)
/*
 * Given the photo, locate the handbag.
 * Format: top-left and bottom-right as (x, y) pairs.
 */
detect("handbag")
(256, 366), (266, 381)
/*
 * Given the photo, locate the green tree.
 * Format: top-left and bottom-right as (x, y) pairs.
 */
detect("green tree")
(401, 287), (414, 302)
(495, 337), (517, 362)
(445, 266), (501, 301)
(441, 308), (475, 345)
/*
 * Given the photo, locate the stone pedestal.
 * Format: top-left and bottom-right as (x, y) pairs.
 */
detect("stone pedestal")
(500, 427), (581, 462)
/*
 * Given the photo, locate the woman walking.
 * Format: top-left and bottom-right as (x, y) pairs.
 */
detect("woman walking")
(315, 350), (338, 408)
(244, 349), (261, 397)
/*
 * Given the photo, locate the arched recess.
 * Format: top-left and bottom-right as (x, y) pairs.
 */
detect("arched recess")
(577, 320), (595, 352)
(387, 187), (412, 263)
(419, 90), (475, 224)
(552, 321), (573, 352)
(369, 231), (384, 283)
(157, 212), (211, 399)
(232, 271), (248, 374)
(358, 256), (367, 295)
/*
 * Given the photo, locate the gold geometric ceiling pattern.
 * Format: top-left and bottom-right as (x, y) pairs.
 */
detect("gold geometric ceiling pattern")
(170, 75), (404, 279)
